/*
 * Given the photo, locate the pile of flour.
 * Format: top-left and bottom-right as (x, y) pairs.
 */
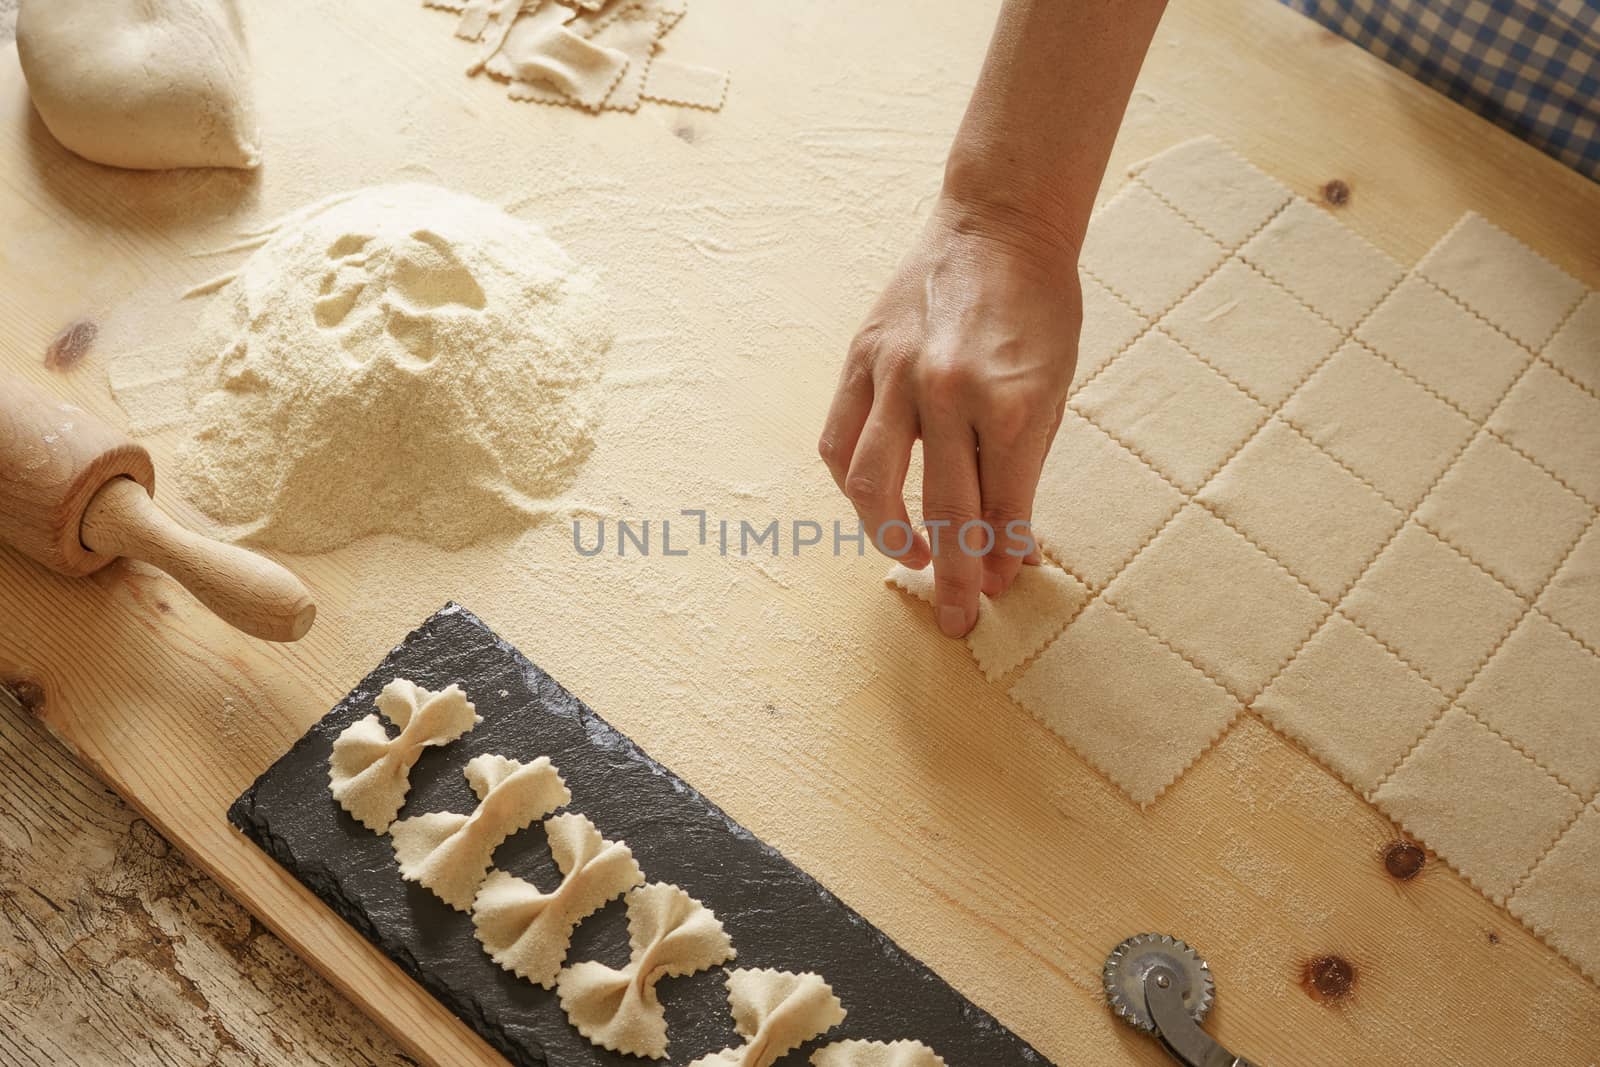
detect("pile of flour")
(175, 183), (610, 553)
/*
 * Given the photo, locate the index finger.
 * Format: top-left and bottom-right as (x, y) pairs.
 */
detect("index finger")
(922, 417), (984, 638)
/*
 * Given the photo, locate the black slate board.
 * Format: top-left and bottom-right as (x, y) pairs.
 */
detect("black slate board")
(229, 603), (1052, 1067)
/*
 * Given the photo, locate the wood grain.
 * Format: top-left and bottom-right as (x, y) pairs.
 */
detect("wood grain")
(1, 1), (1598, 1065)
(0, 686), (409, 1066)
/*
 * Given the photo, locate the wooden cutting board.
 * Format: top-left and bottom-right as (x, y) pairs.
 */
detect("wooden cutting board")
(3, 1), (1599, 1064)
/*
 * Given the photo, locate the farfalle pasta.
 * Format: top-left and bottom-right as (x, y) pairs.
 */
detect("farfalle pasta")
(327, 678), (481, 832)
(811, 1040), (948, 1067)
(328, 685), (944, 1058)
(390, 753), (571, 910)
(688, 969), (847, 1067)
(472, 811), (644, 987)
(556, 882), (736, 1058)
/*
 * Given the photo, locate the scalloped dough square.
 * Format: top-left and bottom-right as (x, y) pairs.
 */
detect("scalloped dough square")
(886, 560), (1089, 681)
(1342, 523), (1524, 696)
(1459, 612), (1600, 796)
(1104, 503), (1326, 700)
(1254, 614), (1446, 795)
(1418, 214), (1585, 350)
(1240, 199), (1403, 329)
(1542, 291), (1600, 396)
(1510, 803), (1600, 982)
(1356, 275), (1528, 422)
(1282, 342), (1476, 510)
(967, 564), (1089, 679)
(1489, 360), (1600, 505)
(1417, 434), (1591, 597)
(1538, 524), (1600, 653)
(1032, 412), (1185, 588)
(1080, 184), (1226, 317)
(641, 57), (728, 110)
(1199, 418), (1403, 599)
(1130, 137), (1293, 248)
(1073, 275), (1146, 393)
(1372, 708), (1581, 903)
(1072, 330), (1266, 494)
(1010, 600), (1240, 806)
(1162, 259), (1342, 406)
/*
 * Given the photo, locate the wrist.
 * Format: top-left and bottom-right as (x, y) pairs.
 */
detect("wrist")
(939, 150), (1088, 268)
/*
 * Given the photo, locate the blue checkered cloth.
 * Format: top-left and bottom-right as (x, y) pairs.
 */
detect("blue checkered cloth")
(1283, 0), (1600, 181)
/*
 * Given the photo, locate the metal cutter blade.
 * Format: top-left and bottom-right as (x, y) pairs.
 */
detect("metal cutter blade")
(1102, 932), (1216, 1033)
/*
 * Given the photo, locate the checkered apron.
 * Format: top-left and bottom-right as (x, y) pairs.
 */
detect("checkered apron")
(1284, 0), (1600, 181)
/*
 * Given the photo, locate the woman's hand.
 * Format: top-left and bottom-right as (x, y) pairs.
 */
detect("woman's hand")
(819, 194), (1082, 637)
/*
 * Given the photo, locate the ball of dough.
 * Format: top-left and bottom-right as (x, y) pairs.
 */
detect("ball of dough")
(16, 0), (261, 171)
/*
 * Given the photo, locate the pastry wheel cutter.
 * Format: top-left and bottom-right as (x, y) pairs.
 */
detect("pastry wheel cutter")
(1103, 933), (1260, 1066)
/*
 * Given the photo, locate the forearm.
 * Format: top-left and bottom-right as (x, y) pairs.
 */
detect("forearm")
(943, 0), (1168, 254)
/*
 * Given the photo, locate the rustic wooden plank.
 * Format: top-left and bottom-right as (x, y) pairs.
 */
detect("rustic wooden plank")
(0, 686), (410, 1067)
(0, 1), (1597, 1065)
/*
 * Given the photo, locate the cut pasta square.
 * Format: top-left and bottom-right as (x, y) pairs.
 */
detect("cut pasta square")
(1341, 524), (1524, 696)
(1241, 198), (1403, 329)
(642, 57), (729, 111)
(1282, 342), (1476, 510)
(1073, 275), (1146, 393)
(885, 561), (1089, 681)
(1541, 291), (1600, 396)
(1104, 503), (1326, 701)
(1538, 523), (1600, 653)
(1357, 275), (1528, 422)
(1418, 213), (1585, 349)
(1032, 411), (1185, 589)
(1199, 418), (1403, 600)
(1416, 434), (1591, 597)
(1459, 612), (1600, 797)
(1162, 259), (1342, 407)
(1373, 708), (1582, 903)
(1080, 183), (1226, 317)
(1131, 136), (1293, 249)
(1254, 613), (1446, 796)
(1072, 330), (1267, 494)
(1510, 803), (1600, 983)
(1489, 359), (1600, 505)
(1010, 600), (1241, 807)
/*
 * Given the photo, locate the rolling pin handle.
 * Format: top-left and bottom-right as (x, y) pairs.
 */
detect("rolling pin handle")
(80, 477), (316, 643)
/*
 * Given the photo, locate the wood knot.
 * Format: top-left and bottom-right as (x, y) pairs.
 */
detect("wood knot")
(44, 319), (99, 371)
(1382, 840), (1425, 880)
(1302, 955), (1355, 1002)
(1320, 179), (1351, 207)
(1, 677), (47, 718)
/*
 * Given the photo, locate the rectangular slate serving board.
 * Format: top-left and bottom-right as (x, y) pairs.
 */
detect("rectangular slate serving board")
(229, 603), (1052, 1066)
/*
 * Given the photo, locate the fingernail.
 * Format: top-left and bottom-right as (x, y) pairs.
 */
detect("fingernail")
(981, 571), (1003, 597)
(939, 605), (968, 637)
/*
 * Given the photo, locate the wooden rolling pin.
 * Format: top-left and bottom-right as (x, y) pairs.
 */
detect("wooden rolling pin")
(0, 377), (315, 642)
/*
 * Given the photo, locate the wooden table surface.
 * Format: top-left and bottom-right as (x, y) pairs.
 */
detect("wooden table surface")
(0, 4), (403, 1064)
(3, 2), (1599, 1065)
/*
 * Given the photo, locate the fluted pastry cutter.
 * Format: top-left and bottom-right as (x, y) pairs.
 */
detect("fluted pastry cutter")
(1104, 933), (1260, 1066)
